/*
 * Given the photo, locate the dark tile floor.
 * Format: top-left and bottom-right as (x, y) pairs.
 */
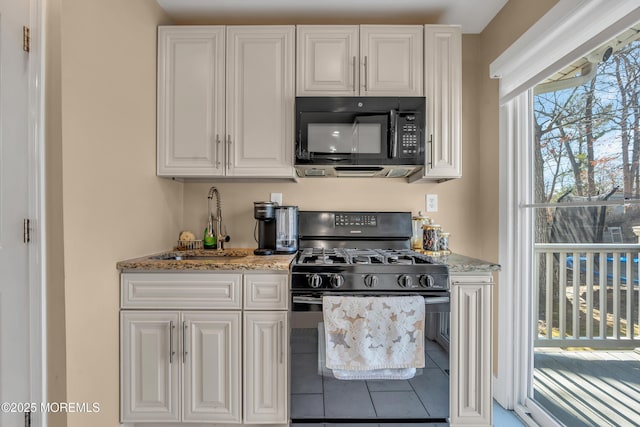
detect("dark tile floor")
(290, 328), (450, 425)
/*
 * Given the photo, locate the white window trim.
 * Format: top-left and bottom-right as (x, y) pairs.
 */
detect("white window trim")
(491, 0), (640, 104)
(492, 0), (640, 424)
(29, 0), (46, 425)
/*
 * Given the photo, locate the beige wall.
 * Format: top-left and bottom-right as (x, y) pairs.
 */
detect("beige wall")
(48, 0), (179, 426)
(46, 1), (562, 426)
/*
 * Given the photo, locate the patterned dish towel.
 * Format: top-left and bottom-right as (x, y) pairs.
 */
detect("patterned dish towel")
(322, 296), (425, 373)
(317, 322), (417, 380)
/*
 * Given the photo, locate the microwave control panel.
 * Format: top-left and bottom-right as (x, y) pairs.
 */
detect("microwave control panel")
(398, 114), (421, 159)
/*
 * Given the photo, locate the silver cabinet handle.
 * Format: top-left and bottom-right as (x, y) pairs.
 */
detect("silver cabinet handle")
(352, 56), (357, 93)
(363, 56), (368, 92)
(169, 321), (175, 364)
(226, 135), (232, 169)
(428, 134), (434, 167)
(183, 321), (188, 363)
(279, 320), (284, 364)
(215, 134), (221, 168)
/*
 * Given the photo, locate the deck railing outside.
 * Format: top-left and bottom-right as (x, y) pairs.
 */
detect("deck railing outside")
(534, 244), (640, 347)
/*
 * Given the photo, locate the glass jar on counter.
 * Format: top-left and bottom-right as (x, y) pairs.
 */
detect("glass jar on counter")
(411, 213), (432, 249)
(439, 232), (451, 254)
(422, 224), (441, 252)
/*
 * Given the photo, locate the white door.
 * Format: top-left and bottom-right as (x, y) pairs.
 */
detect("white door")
(0, 0), (31, 425)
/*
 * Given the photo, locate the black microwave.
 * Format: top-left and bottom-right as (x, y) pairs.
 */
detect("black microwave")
(295, 97), (426, 177)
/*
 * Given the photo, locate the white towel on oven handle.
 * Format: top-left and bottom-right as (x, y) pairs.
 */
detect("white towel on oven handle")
(317, 322), (417, 380)
(322, 295), (426, 371)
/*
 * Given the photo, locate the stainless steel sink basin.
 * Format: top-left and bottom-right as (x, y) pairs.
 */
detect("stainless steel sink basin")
(153, 254), (247, 261)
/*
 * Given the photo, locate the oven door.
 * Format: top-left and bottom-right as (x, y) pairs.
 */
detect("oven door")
(290, 292), (450, 425)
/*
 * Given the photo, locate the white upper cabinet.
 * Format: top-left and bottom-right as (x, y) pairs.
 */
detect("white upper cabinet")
(360, 25), (423, 96)
(296, 26), (359, 96)
(414, 25), (462, 181)
(296, 25), (423, 97)
(157, 26), (225, 177)
(226, 26), (295, 177)
(157, 26), (295, 179)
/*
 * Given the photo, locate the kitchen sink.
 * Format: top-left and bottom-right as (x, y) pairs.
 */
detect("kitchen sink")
(152, 254), (247, 261)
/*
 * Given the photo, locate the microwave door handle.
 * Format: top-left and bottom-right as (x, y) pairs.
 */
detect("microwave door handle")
(389, 109), (398, 158)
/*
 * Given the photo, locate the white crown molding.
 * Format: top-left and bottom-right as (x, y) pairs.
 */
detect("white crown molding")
(490, 0), (640, 104)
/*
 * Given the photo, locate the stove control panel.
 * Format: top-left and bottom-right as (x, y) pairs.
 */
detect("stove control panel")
(292, 271), (448, 291)
(335, 213), (377, 227)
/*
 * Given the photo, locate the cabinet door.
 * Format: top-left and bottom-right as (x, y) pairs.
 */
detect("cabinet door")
(226, 26), (295, 178)
(157, 26), (225, 177)
(120, 311), (180, 422)
(296, 25), (359, 96)
(243, 312), (288, 423)
(423, 25), (462, 179)
(449, 275), (493, 427)
(360, 25), (423, 96)
(182, 312), (241, 422)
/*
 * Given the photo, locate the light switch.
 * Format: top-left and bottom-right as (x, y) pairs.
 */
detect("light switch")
(426, 194), (438, 212)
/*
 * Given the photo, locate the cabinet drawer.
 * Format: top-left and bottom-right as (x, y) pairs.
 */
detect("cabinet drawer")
(121, 273), (242, 309)
(243, 274), (288, 310)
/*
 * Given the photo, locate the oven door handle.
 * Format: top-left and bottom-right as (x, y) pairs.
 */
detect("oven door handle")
(425, 296), (450, 305)
(292, 296), (323, 305)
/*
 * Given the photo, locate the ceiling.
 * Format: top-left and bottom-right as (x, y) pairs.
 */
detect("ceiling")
(156, 0), (508, 34)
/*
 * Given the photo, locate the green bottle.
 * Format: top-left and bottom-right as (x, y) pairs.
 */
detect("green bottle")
(203, 215), (217, 249)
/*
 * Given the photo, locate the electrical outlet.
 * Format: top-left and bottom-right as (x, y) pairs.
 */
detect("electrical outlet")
(270, 192), (283, 205)
(426, 194), (438, 212)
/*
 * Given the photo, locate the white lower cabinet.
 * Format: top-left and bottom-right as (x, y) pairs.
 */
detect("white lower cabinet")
(120, 311), (241, 423)
(120, 272), (288, 425)
(449, 272), (494, 427)
(183, 312), (242, 422)
(120, 311), (180, 422)
(243, 312), (288, 423)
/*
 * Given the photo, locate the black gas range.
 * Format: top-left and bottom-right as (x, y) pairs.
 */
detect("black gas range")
(289, 211), (451, 425)
(290, 211), (449, 301)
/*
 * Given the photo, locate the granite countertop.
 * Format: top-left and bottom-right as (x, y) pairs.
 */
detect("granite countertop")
(116, 248), (296, 272)
(118, 248), (499, 274)
(432, 253), (501, 273)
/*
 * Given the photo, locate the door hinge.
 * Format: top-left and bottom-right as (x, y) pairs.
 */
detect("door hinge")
(24, 411), (31, 427)
(23, 26), (30, 53)
(23, 219), (31, 243)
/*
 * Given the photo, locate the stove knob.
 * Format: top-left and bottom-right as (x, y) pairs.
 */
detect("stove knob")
(308, 274), (322, 288)
(397, 274), (414, 288)
(330, 274), (345, 289)
(363, 274), (378, 288)
(419, 274), (435, 288)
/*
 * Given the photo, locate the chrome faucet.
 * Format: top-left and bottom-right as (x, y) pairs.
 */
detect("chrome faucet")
(206, 186), (227, 250)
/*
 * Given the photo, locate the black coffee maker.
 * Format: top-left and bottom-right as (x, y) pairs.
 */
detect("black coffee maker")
(254, 201), (298, 255)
